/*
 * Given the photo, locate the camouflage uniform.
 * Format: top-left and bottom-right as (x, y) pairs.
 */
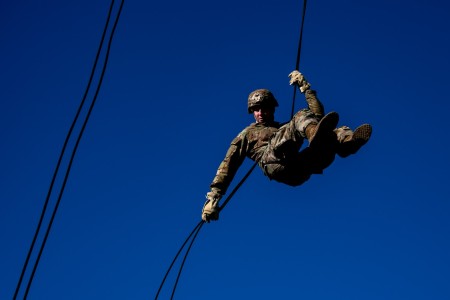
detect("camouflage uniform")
(210, 90), (335, 196)
(203, 72), (372, 222)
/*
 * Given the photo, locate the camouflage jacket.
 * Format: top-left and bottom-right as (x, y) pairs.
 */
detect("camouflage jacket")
(210, 121), (281, 196)
(210, 89), (324, 196)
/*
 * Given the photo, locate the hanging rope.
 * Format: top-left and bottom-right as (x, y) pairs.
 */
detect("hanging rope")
(291, 0), (308, 119)
(153, 221), (204, 300)
(169, 221), (204, 300)
(154, 162), (257, 300)
(153, 2), (308, 298)
(12, 1), (125, 299)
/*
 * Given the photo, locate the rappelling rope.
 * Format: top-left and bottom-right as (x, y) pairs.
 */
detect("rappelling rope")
(154, 162), (258, 300)
(153, 221), (204, 300)
(291, 0), (308, 119)
(153, 1), (308, 299)
(12, 1), (124, 299)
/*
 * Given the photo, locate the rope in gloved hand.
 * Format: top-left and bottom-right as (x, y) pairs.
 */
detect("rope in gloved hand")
(291, 0), (308, 119)
(153, 1), (308, 299)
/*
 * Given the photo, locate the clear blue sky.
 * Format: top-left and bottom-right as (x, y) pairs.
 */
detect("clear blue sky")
(1, 0), (450, 299)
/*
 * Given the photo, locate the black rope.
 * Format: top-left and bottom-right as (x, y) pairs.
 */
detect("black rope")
(12, 3), (115, 297)
(13, 1), (124, 299)
(153, 221), (203, 300)
(218, 161), (258, 212)
(153, 162), (256, 300)
(169, 221), (204, 300)
(154, 1), (308, 298)
(290, 0), (308, 119)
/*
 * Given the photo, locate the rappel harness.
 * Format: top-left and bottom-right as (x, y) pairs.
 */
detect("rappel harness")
(154, 1), (309, 299)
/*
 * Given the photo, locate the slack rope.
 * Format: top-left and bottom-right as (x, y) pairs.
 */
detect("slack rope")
(154, 163), (257, 300)
(153, 221), (204, 300)
(12, 1), (124, 299)
(153, 0), (308, 298)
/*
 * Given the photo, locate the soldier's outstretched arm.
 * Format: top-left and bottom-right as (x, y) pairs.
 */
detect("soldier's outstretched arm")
(202, 133), (247, 222)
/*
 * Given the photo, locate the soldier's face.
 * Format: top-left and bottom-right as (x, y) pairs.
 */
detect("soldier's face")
(253, 106), (274, 123)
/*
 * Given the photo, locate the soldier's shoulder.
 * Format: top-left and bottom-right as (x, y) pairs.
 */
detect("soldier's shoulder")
(230, 123), (255, 144)
(240, 123), (259, 136)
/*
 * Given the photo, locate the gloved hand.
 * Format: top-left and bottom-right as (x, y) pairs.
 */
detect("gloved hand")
(202, 190), (221, 222)
(289, 70), (311, 93)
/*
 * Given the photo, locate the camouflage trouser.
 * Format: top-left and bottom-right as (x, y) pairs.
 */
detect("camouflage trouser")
(334, 126), (353, 142)
(259, 109), (336, 187)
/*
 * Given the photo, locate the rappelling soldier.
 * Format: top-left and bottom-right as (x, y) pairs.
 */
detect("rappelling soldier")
(202, 70), (372, 222)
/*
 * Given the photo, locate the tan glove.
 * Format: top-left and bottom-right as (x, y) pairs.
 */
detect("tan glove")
(289, 70), (311, 93)
(202, 190), (221, 222)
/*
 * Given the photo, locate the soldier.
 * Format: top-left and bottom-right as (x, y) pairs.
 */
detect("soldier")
(202, 71), (372, 222)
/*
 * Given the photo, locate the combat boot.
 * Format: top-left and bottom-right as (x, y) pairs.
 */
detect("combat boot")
(305, 112), (339, 149)
(335, 124), (372, 158)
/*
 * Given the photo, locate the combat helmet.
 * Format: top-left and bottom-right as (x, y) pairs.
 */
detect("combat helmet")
(247, 89), (279, 113)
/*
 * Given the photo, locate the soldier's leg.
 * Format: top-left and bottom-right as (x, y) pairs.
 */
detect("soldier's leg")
(263, 109), (339, 184)
(295, 145), (336, 175)
(334, 124), (372, 158)
(270, 146), (335, 187)
(292, 109), (339, 149)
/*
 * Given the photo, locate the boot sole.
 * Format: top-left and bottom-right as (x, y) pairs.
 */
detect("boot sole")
(353, 124), (372, 143)
(309, 112), (339, 148)
(337, 124), (372, 157)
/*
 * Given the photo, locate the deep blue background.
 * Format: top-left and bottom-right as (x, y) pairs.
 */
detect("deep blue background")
(1, 0), (449, 299)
